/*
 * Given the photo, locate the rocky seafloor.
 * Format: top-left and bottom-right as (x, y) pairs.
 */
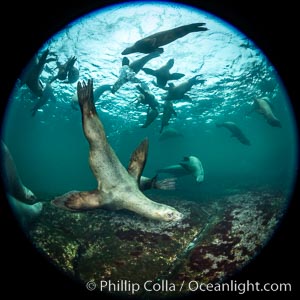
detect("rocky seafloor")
(25, 189), (286, 298)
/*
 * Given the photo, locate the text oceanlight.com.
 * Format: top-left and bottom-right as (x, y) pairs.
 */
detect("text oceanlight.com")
(86, 279), (292, 294)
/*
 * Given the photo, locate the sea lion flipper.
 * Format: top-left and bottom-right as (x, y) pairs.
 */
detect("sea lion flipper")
(179, 161), (191, 172)
(51, 190), (102, 211)
(142, 67), (156, 76)
(127, 138), (149, 184)
(77, 79), (96, 114)
(169, 73), (185, 80)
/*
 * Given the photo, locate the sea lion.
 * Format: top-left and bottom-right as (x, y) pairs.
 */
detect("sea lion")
(136, 84), (159, 110)
(111, 57), (140, 93)
(31, 82), (56, 116)
(50, 56), (77, 83)
(216, 121), (251, 145)
(142, 58), (185, 88)
(163, 75), (205, 101)
(111, 50), (161, 94)
(252, 97), (282, 127)
(8, 195), (43, 228)
(160, 100), (177, 133)
(157, 156), (204, 183)
(67, 65), (79, 83)
(141, 107), (159, 128)
(0, 141), (37, 204)
(159, 127), (183, 141)
(51, 79), (183, 222)
(122, 22), (208, 55)
(20, 49), (55, 98)
(129, 49), (163, 73)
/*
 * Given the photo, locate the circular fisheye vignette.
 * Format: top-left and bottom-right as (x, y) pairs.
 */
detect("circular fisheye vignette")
(1, 0), (298, 298)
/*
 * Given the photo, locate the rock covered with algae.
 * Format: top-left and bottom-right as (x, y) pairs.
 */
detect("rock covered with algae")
(28, 190), (286, 297)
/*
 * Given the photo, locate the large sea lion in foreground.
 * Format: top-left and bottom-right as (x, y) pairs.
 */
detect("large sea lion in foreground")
(157, 156), (204, 183)
(216, 121), (251, 145)
(122, 23), (208, 55)
(252, 97), (282, 127)
(52, 79), (183, 222)
(142, 58), (185, 88)
(1, 141), (37, 204)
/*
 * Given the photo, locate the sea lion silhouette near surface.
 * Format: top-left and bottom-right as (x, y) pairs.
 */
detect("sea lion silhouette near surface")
(52, 79), (183, 222)
(142, 58), (185, 88)
(163, 75), (205, 101)
(20, 49), (55, 98)
(122, 22), (208, 55)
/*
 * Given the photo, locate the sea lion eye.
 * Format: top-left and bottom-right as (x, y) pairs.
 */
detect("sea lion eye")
(167, 212), (174, 219)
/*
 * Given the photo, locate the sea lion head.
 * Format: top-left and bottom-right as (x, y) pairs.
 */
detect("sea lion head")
(24, 187), (38, 204)
(154, 205), (183, 222)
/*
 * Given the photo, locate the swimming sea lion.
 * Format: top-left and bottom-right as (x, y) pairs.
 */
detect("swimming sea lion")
(163, 75), (205, 101)
(180, 156), (204, 183)
(111, 57), (140, 93)
(52, 79), (183, 222)
(136, 84), (159, 110)
(160, 100), (177, 133)
(129, 49), (163, 73)
(67, 65), (79, 83)
(159, 127), (183, 141)
(50, 56), (77, 83)
(112, 51), (162, 93)
(142, 58), (185, 88)
(1, 141), (37, 204)
(8, 195), (43, 228)
(31, 82), (56, 116)
(157, 156), (204, 183)
(216, 121), (251, 145)
(20, 49), (55, 98)
(141, 107), (159, 128)
(122, 22), (208, 55)
(253, 97), (282, 127)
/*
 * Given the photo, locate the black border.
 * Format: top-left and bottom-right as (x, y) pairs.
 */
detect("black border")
(0, 0), (298, 298)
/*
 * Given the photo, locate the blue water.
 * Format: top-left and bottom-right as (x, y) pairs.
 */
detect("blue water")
(1, 2), (298, 205)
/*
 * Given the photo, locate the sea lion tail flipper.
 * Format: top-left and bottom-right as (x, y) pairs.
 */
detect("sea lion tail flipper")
(142, 68), (156, 76)
(51, 190), (102, 211)
(188, 22), (208, 32)
(169, 73), (185, 80)
(127, 138), (149, 184)
(154, 177), (177, 190)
